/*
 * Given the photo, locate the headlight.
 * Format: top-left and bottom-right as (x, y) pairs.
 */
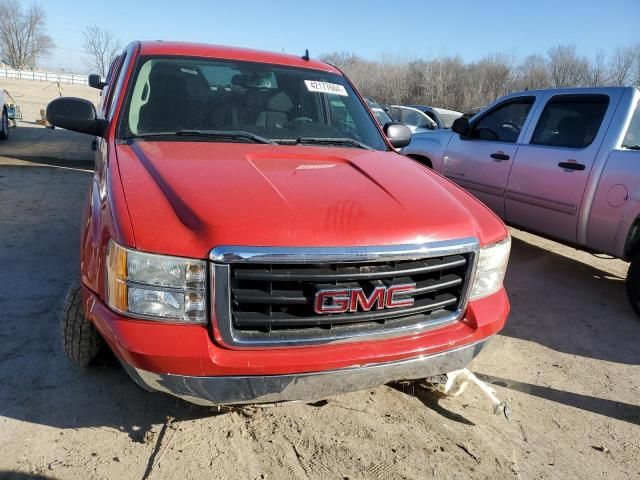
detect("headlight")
(106, 241), (207, 324)
(470, 236), (511, 300)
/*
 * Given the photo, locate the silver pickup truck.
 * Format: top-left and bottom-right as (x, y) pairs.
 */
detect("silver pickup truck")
(402, 86), (640, 314)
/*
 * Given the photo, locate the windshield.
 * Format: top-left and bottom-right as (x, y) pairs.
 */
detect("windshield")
(622, 101), (640, 150)
(119, 57), (388, 150)
(438, 112), (463, 129)
(364, 98), (392, 126)
(371, 108), (392, 126)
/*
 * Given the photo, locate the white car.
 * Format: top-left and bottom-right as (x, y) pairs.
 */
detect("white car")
(408, 105), (463, 129)
(389, 105), (463, 133)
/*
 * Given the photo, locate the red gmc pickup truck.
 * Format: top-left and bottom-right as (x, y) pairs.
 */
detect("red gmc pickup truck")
(49, 41), (511, 406)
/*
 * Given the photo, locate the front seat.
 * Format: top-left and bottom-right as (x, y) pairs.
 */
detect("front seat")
(256, 91), (294, 128)
(138, 63), (193, 132)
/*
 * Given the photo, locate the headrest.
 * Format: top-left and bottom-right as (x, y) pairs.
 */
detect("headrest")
(267, 92), (293, 112)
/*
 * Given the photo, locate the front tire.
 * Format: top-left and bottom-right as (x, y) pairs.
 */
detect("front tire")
(0, 108), (8, 140)
(61, 282), (105, 366)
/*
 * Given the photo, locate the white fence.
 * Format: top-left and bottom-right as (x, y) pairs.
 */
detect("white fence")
(0, 68), (87, 85)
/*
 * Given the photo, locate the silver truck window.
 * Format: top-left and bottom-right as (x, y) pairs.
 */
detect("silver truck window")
(531, 94), (609, 149)
(622, 102), (640, 150)
(469, 97), (534, 143)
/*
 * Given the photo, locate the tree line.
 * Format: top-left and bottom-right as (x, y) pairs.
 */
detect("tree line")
(321, 44), (640, 113)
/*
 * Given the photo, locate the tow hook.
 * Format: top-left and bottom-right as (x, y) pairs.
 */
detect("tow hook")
(425, 369), (512, 420)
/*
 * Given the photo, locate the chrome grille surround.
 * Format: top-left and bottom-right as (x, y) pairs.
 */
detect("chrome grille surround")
(210, 237), (479, 348)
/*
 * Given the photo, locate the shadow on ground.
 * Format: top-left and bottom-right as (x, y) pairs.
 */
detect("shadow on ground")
(476, 373), (640, 426)
(502, 236), (640, 365)
(0, 123), (94, 166)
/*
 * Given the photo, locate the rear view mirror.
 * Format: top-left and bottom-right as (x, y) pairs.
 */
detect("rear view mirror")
(46, 97), (107, 137)
(452, 117), (470, 136)
(383, 122), (412, 148)
(88, 73), (106, 90)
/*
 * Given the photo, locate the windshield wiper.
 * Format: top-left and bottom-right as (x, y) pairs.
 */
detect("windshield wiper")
(622, 144), (640, 150)
(126, 130), (274, 144)
(277, 137), (373, 150)
(176, 130), (274, 144)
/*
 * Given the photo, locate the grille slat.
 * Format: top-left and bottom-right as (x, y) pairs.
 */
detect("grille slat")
(233, 288), (308, 305)
(234, 294), (458, 328)
(233, 255), (467, 282)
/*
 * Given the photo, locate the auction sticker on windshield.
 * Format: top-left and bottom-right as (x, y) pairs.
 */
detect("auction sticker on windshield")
(305, 80), (348, 96)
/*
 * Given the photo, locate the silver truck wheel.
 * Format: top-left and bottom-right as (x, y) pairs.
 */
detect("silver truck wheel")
(61, 282), (105, 366)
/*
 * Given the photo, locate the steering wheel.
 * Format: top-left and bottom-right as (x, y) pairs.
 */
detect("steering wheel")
(501, 122), (521, 134)
(285, 117), (313, 128)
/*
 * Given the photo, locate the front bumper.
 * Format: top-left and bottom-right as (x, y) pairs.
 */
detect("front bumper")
(122, 340), (487, 406)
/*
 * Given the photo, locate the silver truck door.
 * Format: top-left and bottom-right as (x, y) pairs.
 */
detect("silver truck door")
(441, 96), (537, 218)
(505, 92), (620, 243)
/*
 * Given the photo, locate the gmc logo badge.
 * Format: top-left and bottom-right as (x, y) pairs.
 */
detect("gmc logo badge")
(314, 284), (416, 314)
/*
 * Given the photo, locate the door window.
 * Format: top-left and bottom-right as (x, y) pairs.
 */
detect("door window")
(531, 94), (609, 148)
(469, 97), (535, 143)
(622, 101), (640, 150)
(401, 108), (425, 127)
(104, 53), (126, 118)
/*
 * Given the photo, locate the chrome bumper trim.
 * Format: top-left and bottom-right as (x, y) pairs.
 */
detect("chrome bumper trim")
(123, 340), (487, 406)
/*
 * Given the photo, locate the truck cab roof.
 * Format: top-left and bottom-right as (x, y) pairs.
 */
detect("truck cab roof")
(136, 41), (339, 74)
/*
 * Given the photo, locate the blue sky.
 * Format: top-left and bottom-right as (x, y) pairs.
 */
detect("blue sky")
(43, 0), (639, 72)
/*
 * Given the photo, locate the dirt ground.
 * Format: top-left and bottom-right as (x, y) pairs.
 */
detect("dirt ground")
(2, 78), (100, 123)
(0, 80), (639, 480)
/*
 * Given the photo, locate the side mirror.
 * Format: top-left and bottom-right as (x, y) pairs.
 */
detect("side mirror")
(452, 117), (470, 136)
(88, 73), (106, 90)
(383, 122), (412, 148)
(46, 97), (107, 137)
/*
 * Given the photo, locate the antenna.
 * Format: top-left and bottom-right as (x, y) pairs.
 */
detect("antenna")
(302, 49), (310, 61)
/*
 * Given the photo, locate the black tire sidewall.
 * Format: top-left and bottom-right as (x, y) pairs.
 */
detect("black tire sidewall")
(625, 255), (640, 317)
(0, 109), (8, 140)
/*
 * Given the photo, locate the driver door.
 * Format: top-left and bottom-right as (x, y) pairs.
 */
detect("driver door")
(441, 96), (537, 218)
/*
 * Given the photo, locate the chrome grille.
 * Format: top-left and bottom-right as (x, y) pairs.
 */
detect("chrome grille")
(211, 239), (478, 347)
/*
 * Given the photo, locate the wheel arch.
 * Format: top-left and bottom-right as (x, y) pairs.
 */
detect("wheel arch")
(406, 154), (433, 169)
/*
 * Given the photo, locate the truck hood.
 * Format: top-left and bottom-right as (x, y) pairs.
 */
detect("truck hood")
(114, 141), (506, 258)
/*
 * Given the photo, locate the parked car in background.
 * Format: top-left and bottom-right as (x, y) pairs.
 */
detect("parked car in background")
(407, 105), (463, 129)
(462, 106), (485, 119)
(388, 105), (438, 133)
(403, 86), (640, 315)
(47, 41), (511, 407)
(365, 97), (394, 126)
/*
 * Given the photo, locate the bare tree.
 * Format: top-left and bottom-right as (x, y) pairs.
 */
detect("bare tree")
(82, 26), (122, 77)
(0, 0), (53, 69)
(632, 44), (640, 89)
(547, 45), (588, 87)
(586, 50), (609, 86)
(515, 54), (551, 91)
(466, 53), (514, 107)
(608, 45), (636, 85)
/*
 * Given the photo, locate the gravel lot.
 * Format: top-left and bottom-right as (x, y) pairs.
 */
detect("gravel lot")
(0, 82), (639, 479)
